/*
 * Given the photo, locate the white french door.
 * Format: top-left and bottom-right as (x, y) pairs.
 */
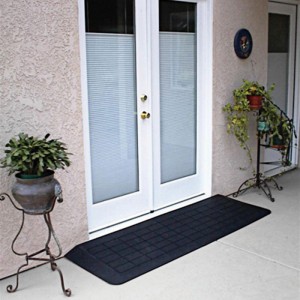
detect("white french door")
(151, 0), (212, 210)
(80, 0), (212, 232)
(265, 2), (298, 173)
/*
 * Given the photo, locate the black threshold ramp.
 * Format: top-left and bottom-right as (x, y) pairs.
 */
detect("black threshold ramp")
(66, 194), (271, 285)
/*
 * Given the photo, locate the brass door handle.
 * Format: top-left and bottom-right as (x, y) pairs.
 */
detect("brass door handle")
(141, 111), (150, 119)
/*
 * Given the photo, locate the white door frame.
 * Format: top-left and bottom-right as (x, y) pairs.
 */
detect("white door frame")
(78, 0), (213, 234)
(150, 0), (213, 210)
(78, 0), (93, 229)
(294, 1), (300, 166)
(293, 2), (300, 166)
(266, 1), (299, 173)
(78, 0), (153, 233)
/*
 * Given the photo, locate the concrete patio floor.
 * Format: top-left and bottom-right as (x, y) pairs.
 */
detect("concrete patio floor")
(1, 168), (299, 300)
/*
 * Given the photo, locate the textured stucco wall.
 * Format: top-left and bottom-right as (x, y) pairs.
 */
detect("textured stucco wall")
(0, 1), (89, 278)
(212, 0), (269, 195)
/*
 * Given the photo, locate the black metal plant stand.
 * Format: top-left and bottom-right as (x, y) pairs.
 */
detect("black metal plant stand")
(0, 193), (71, 297)
(232, 131), (283, 202)
(232, 98), (298, 202)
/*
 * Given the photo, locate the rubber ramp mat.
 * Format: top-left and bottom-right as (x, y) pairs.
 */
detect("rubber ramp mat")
(66, 194), (271, 284)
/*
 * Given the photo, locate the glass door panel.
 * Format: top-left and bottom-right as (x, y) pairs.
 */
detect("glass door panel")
(153, 0), (208, 210)
(84, 0), (151, 231)
(265, 2), (297, 173)
(159, 1), (197, 183)
(268, 13), (290, 112)
(86, 0), (139, 203)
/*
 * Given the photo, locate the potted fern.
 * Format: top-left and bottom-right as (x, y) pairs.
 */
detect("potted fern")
(0, 133), (71, 214)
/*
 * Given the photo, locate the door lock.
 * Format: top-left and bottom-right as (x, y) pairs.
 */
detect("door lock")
(140, 94), (148, 102)
(141, 111), (151, 119)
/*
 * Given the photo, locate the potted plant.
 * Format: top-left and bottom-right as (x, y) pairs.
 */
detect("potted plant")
(233, 79), (274, 110)
(257, 97), (280, 138)
(269, 118), (292, 149)
(269, 118), (294, 167)
(258, 98), (295, 166)
(223, 80), (275, 172)
(0, 133), (71, 214)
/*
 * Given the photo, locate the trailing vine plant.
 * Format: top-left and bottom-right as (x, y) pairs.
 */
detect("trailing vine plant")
(223, 80), (274, 173)
(258, 98), (296, 166)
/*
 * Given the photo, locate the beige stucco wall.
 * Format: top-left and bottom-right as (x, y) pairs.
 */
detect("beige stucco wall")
(0, 1), (88, 278)
(0, 0), (271, 278)
(212, 0), (269, 195)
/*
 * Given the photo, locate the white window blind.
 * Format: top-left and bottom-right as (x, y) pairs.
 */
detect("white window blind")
(160, 32), (197, 183)
(86, 34), (139, 203)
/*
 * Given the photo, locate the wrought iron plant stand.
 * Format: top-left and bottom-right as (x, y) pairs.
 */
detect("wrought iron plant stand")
(232, 131), (283, 202)
(233, 105), (295, 202)
(0, 192), (71, 297)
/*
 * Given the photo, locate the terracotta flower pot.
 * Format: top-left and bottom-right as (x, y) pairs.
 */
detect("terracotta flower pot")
(247, 95), (263, 110)
(12, 170), (61, 215)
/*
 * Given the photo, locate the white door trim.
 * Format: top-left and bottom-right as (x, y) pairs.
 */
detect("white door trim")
(151, 0), (213, 209)
(294, 3), (300, 166)
(266, 2), (299, 173)
(197, 0), (213, 196)
(268, 1), (300, 167)
(78, 0), (94, 229)
(78, 0), (153, 233)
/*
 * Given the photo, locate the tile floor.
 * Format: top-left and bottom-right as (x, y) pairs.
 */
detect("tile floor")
(0, 169), (299, 300)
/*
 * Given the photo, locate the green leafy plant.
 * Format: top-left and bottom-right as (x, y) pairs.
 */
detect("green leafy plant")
(257, 98), (281, 137)
(0, 133), (71, 176)
(223, 93), (252, 165)
(258, 98), (295, 166)
(223, 80), (274, 171)
(233, 79), (274, 99)
(224, 80), (296, 170)
(272, 118), (293, 148)
(270, 118), (294, 167)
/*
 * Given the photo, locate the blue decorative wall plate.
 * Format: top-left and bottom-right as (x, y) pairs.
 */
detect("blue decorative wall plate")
(234, 29), (253, 59)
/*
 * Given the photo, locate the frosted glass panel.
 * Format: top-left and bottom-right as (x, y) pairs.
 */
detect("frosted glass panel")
(86, 34), (139, 203)
(160, 32), (197, 183)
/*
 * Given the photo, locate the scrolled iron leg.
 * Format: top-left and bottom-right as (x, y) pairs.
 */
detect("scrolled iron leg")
(232, 177), (256, 198)
(44, 213), (62, 258)
(7, 262), (29, 293)
(232, 175), (277, 202)
(6, 210), (29, 293)
(268, 177), (283, 191)
(44, 213), (71, 296)
(260, 180), (275, 202)
(51, 262), (72, 297)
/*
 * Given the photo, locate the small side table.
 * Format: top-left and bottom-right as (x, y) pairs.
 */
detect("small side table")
(0, 193), (71, 297)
